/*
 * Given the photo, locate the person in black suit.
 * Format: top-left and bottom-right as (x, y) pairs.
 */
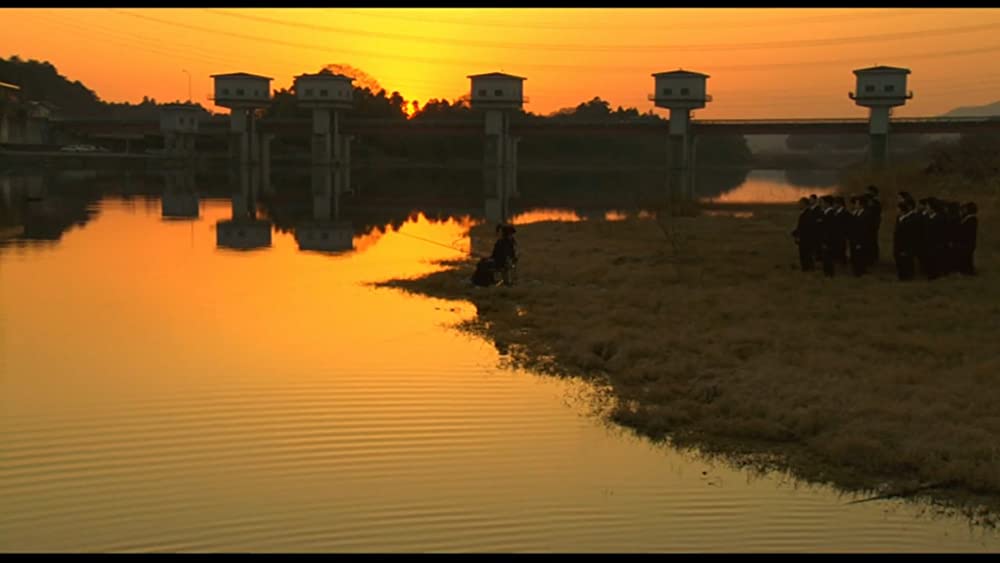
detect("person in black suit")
(862, 193), (881, 268)
(817, 195), (837, 277)
(915, 197), (931, 276)
(924, 198), (948, 280)
(944, 200), (963, 275)
(848, 195), (869, 276)
(866, 186), (882, 264)
(832, 196), (850, 265)
(894, 199), (920, 281)
(807, 194), (823, 262)
(791, 197), (816, 272)
(957, 202), (979, 276)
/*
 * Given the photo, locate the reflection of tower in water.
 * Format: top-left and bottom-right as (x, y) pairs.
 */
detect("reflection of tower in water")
(215, 167), (272, 250)
(294, 165), (354, 254)
(160, 169), (199, 220)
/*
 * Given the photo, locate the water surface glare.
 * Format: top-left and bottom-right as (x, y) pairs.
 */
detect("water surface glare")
(2, 194), (998, 552)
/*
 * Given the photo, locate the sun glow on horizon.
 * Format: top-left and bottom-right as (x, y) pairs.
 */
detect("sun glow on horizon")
(2, 8), (1000, 119)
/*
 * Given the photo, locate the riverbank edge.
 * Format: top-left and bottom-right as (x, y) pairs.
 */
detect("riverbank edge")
(375, 210), (999, 529)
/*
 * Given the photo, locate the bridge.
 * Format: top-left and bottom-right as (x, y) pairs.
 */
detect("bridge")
(693, 117), (1000, 135)
(49, 115), (1000, 142)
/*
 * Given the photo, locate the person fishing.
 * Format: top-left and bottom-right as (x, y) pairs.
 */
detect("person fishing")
(471, 223), (519, 287)
(491, 224), (518, 286)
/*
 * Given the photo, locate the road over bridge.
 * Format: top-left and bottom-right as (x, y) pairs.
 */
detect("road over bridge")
(49, 115), (1000, 141)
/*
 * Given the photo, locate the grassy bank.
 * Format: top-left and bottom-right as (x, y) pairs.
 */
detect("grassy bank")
(379, 159), (1000, 524)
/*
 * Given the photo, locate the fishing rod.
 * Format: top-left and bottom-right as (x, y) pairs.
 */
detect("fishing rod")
(393, 230), (471, 254)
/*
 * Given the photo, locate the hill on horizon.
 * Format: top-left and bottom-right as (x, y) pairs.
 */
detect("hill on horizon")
(941, 100), (1000, 118)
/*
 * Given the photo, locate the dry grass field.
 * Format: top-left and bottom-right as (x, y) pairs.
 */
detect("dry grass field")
(379, 148), (1000, 523)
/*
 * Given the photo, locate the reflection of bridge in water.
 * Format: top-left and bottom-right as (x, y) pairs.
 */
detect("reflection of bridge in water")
(0, 164), (893, 254)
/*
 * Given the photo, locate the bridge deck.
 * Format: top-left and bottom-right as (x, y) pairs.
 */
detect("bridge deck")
(49, 116), (1000, 138)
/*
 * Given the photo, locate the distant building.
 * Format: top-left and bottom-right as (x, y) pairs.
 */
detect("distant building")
(0, 83), (56, 145)
(650, 70), (711, 111)
(210, 72), (272, 166)
(0, 81), (20, 103)
(294, 69), (354, 110)
(850, 65), (912, 108)
(0, 81), (23, 143)
(211, 72), (273, 109)
(849, 66), (913, 163)
(24, 101), (56, 144)
(159, 103), (202, 155)
(467, 72), (526, 111)
(159, 103), (202, 134)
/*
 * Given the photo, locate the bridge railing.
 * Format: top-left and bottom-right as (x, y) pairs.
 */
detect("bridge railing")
(693, 118), (868, 125)
(892, 116), (1000, 123)
(693, 116), (1000, 125)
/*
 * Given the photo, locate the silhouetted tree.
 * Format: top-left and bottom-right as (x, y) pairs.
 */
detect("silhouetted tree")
(0, 55), (105, 117)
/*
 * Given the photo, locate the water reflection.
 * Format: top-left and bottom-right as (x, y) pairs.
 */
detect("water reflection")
(701, 170), (838, 204)
(216, 168), (273, 251)
(510, 208), (583, 225)
(784, 168), (842, 190)
(161, 170), (199, 221)
(0, 168), (997, 552)
(0, 165), (827, 252)
(0, 173), (98, 246)
(702, 210), (755, 219)
(293, 166), (354, 254)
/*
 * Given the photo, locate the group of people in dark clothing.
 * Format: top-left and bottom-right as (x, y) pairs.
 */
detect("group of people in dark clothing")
(792, 185), (980, 280)
(891, 192), (979, 280)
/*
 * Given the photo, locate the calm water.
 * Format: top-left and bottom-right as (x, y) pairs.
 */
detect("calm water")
(1, 169), (997, 552)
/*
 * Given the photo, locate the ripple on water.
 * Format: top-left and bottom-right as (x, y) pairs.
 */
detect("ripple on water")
(1, 195), (997, 553)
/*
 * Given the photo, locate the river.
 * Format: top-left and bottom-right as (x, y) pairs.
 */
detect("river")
(1, 168), (996, 552)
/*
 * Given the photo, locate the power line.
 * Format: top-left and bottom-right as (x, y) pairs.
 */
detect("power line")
(26, 12), (462, 101)
(199, 8), (999, 54)
(105, 9), (477, 70)
(105, 9), (1000, 76)
(330, 8), (932, 32)
(16, 10), (999, 116)
(25, 13), (251, 70)
(707, 44), (1000, 73)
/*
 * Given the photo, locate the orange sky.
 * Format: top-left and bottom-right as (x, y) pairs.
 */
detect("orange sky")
(2, 8), (1000, 119)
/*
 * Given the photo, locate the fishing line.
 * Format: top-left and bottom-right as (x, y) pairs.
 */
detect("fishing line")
(393, 230), (471, 254)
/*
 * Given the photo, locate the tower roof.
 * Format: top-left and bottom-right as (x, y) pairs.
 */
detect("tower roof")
(652, 69), (709, 78)
(295, 70), (354, 81)
(854, 65), (911, 75)
(210, 72), (274, 80)
(467, 72), (526, 81)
